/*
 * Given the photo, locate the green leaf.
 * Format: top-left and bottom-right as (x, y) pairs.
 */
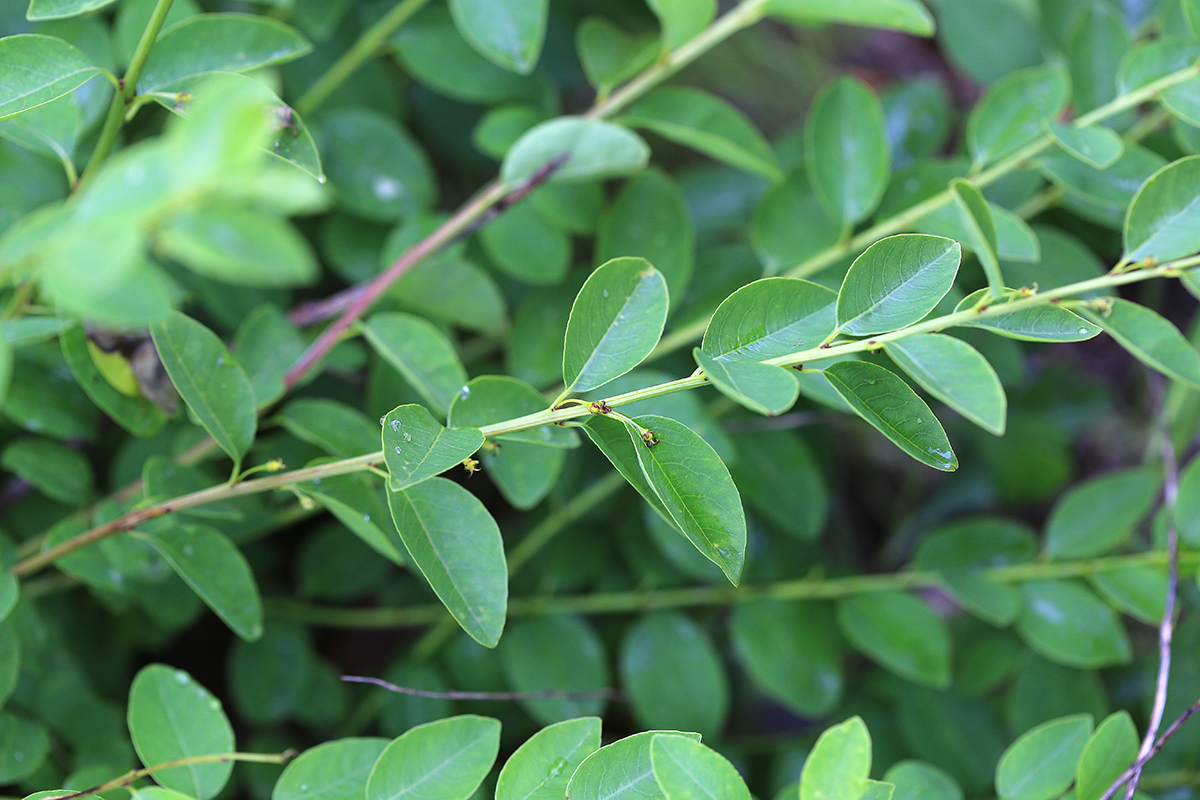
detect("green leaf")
(0, 713), (50, 783)
(836, 234), (960, 336)
(0, 34), (100, 120)
(646, 0), (715, 51)
(581, 414), (676, 525)
(947, 178), (1002, 296)
(838, 592), (952, 687)
(0, 621), (17, 706)
(127, 664), (235, 800)
(150, 311), (257, 470)
(749, 169), (842, 270)
(1, 436), (92, 504)
(60, 325), (168, 437)
(366, 715), (500, 800)
(954, 290), (1101, 342)
(966, 64), (1069, 167)
(576, 16), (657, 93)
(562, 257), (668, 395)
(620, 87), (780, 179)
(384, 404), (485, 491)
(762, 0), (934, 35)
(275, 398), (380, 459)
(228, 623), (314, 724)
(824, 360), (958, 471)
(1037, 142), (1165, 226)
(631, 414), (746, 584)
(232, 304), (306, 409)
(498, 616), (610, 724)
(702, 277), (837, 361)
(1078, 298), (1200, 391)
(1047, 122), (1123, 169)
(305, 473), (403, 565)
(651, 735), (752, 800)
(1076, 712), (1138, 800)
(142, 524), (262, 641)
(731, 430), (828, 540)
(361, 312), (469, 417)
(1043, 467), (1159, 559)
(26, 0), (117, 19)
(158, 205), (317, 288)
(449, 376), (577, 448)
(883, 761), (963, 800)
(1089, 565), (1167, 624)
(805, 75), (890, 224)
(883, 77), (952, 168)
(321, 108), (435, 223)
(1123, 155), (1200, 263)
(479, 201), (571, 285)
(621, 612), (729, 740)
(0, 572), (15, 622)
(566, 730), (701, 800)
(495, 717), (601, 800)
(730, 599), (843, 716)
(884, 334), (1007, 435)
(1016, 580), (1132, 668)
(138, 13), (312, 93)
(501, 117), (650, 188)
(274, 738), (390, 800)
(449, 0), (548, 74)
(386, 477), (506, 648)
(694, 348), (798, 416)
(995, 715), (1093, 800)
(801, 716), (872, 800)
(0, 91), (82, 163)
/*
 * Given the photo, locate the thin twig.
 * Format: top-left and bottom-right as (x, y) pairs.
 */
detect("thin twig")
(1099, 697), (1200, 800)
(342, 674), (622, 702)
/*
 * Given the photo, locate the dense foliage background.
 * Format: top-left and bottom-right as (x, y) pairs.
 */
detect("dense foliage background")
(6, 0), (1200, 799)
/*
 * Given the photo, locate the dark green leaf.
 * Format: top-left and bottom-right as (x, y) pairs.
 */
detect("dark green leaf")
(321, 108), (435, 223)
(805, 75), (890, 224)
(1043, 467), (1158, 559)
(730, 430), (828, 540)
(562, 257), (668, 395)
(305, 473), (403, 565)
(581, 414), (675, 525)
(1076, 712), (1138, 800)
(566, 730), (701, 800)
(384, 404), (485, 490)
(703, 277), (837, 361)
(0, 713), (50, 783)
(501, 117), (650, 188)
(127, 664), (235, 800)
(730, 599), (843, 716)
(495, 717), (601, 800)
(232, 304), (306, 409)
(387, 477), (506, 647)
(366, 715), (500, 800)
(0, 34), (100, 119)
(749, 170), (842, 270)
(694, 348), (798, 416)
(995, 715), (1093, 800)
(479, 201), (571, 285)
(449, 0), (548, 74)
(1016, 580), (1132, 668)
(361, 313), (468, 416)
(0, 621), (16, 706)
(800, 716), (872, 800)
(824, 360), (958, 471)
(498, 615), (610, 724)
(276, 398), (380, 459)
(150, 311), (257, 469)
(966, 64), (1069, 167)
(0, 573), (15, 622)
(449, 376), (577, 448)
(1123, 155), (1200, 263)
(884, 334), (1007, 435)
(838, 592), (952, 687)
(954, 290), (1101, 342)
(1078, 298), (1200, 391)
(1, 436), (92, 504)
(651, 735), (752, 800)
(228, 623), (314, 724)
(836, 234), (960, 336)
(1047, 122), (1123, 169)
(762, 0), (934, 35)
(274, 738), (389, 800)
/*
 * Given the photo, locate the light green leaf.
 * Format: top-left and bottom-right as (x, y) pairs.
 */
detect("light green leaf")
(884, 334), (1007, 435)
(996, 715), (1093, 800)
(646, 0), (715, 51)
(762, 0), (934, 35)
(150, 311), (257, 470)
(620, 87), (780, 179)
(0, 91), (81, 163)
(576, 16), (657, 94)
(805, 75), (890, 224)
(449, 0), (548, 74)
(836, 234), (960, 336)
(730, 599), (843, 716)
(501, 117), (650, 188)
(967, 64), (1070, 167)
(1043, 467), (1158, 559)
(139, 13), (312, 93)
(694, 348), (798, 416)
(651, 735), (752, 800)
(838, 592), (951, 687)
(1089, 565), (1168, 624)
(581, 414), (676, 525)
(361, 312), (468, 417)
(127, 664), (235, 800)
(142, 524), (263, 641)
(0, 34), (100, 119)
(884, 761), (963, 800)
(158, 205), (317, 288)
(1047, 122), (1123, 169)
(1123, 155), (1200, 263)
(631, 414), (747, 584)
(824, 360), (957, 471)
(366, 716), (500, 800)
(386, 478), (506, 647)
(498, 616), (610, 724)
(321, 107), (434, 222)
(1078, 298), (1200, 391)
(383, 404), (484, 490)
(566, 730), (701, 800)
(449, 376), (577, 448)
(562, 257), (668, 395)
(495, 717), (601, 800)
(26, 0), (117, 19)
(948, 178), (1002, 296)
(801, 717), (872, 800)
(274, 738), (389, 800)
(702, 277), (837, 361)
(749, 169), (842, 270)
(954, 290), (1101, 342)
(1075, 712), (1138, 800)
(1016, 580), (1132, 668)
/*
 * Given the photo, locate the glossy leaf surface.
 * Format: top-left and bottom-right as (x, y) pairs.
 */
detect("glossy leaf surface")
(383, 404), (484, 490)
(495, 717), (601, 800)
(995, 715), (1092, 800)
(651, 735), (752, 800)
(702, 277), (837, 361)
(501, 117), (649, 188)
(805, 76), (890, 224)
(366, 715), (500, 800)
(884, 334), (1006, 435)
(1123, 155), (1200, 263)
(449, 0), (548, 74)
(361, 313), (468, 416)
(566, 730), (701, 800)
(1078, 298), (1200, 391)
(836, 234), (960, 336)
(801, 716), (872, 800)
(694, 348), (798, 416)
(0, 34), (100, 119)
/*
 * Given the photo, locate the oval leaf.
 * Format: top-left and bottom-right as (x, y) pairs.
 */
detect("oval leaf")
(127, 664), (235, 800)
(1123, 155), (1200, 263)
(159, 205), (317, 287)
(361, 312), (469, 417)
(0, 34), (100, 120)
(383, 404), (485, 490)
(805, 75), (890, 224)
(694, 348), (798, 415)
(1078, 298), (1200, 391)
(566, 730), (701, 800)
(150, 311), (257, 470)
(501, 117), (650, 188)
(651, 735), (752, 800)
(801, 716), (872, 800)
(823, 360), (958, 471)
(1016, 580), (1132, 668)
(838, 591), (951, 687)
(954, 289), (1101, 342)
(884, 761), (963, 800)
(703, 277), (837, 362)
(730, 599), (843, 716)
(1075, 712), (1138, 800)
(449, 0), (548, 74)
(495, 717), (601, 800)
(449, 376), (577, 448)
(1043, 467), (1159, 559)
(1047, 121), (1123, 169)
(996, 715), (1093, 800)
(60, 325), (168, 437)
(26, 0), (118, 19)
(386, 478), (507, 647)
(366, 715), (500, 800)
(762, 0), (934, 35)
(274, 738), (389, 800)
(498, 616), (610, 724)
(884, 334), (1007, 435)
(836, 234), (961, 336)
(562, 257), (668, 395)
(967, 64), (1069, 167)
